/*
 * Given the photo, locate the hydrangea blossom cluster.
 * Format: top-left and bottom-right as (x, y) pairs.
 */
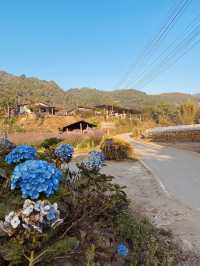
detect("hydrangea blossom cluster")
(5, 145), (37, 165)
(82, 151), (105, 171)
(117, 243), (129, 257)
(54, 144), (74, 162)
(11, 160), (62, 199)
(0, 199), (62, 236)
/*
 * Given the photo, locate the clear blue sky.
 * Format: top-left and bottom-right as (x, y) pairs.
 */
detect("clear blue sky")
(0, 0), (200, 94)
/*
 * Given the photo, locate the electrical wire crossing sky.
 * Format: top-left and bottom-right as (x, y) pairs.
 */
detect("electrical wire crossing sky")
(0, 0), (200, 94)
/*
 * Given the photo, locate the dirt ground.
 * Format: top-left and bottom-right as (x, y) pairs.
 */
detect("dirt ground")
(101, 160), (200, 265)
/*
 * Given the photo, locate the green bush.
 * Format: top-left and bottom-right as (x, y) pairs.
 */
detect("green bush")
(0, 160), (129, 265)
(100, 137), (134, 160)
(115, 211), (176, 265)
(0, 140), (180, 265)
(40, 137), (63, 149)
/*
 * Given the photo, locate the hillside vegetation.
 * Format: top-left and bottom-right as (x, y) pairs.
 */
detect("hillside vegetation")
(0, 71), (66, 107)
(0, 71), (198, 110)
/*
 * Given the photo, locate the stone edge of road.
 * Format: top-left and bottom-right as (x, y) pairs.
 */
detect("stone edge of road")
(138, 157), (171, 198)
(124, 134), (171, 199)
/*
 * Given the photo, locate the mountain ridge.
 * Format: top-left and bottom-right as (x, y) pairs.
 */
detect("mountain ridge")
(0, 70), (198, 110)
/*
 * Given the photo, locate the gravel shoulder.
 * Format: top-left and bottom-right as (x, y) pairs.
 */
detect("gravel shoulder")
(101, 160), (200, 264)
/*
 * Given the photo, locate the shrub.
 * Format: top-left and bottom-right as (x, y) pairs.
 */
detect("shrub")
(0, 139), (179, 266)
(100, 138), (133, 160)
(41, 137), (63, 149)
(0, 153), (130, 265)
(115, 210), (177, 265)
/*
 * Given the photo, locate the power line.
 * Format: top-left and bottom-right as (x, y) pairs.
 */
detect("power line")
(129, 18), (200, 89)
(113, 0), (192, 90)
(126, 13), (200, 88)
(121, 0), (192, 89)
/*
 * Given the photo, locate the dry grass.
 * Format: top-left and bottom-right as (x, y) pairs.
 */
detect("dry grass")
(132, 120), (157, 138)
(8, 132), (61, 145)
(62, 129), (104, 152)
(14, 115), (79, 133)
(8, 129), (105, 151)
(5, 115), (104, 147)
(100, 137), (135, 160)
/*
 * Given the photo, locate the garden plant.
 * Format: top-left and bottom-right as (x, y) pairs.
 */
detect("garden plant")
(100, 137), (134, 161)
(0, 138), (178, 265)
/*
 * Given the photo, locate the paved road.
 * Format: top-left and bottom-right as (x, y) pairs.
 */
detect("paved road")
(123, 134), (200, 211)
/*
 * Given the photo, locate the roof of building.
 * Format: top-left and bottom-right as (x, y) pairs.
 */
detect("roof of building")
(94, 105), (142, 114)
(61, 120), (96, 131)
(66, 105), (96, 113)
(18, 102), (56, 108)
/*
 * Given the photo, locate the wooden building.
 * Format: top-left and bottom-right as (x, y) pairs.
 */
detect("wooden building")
(61, 120), (96, 132)
(95, 105), (142, 120)
(17, 102), (58, 115)
(30, 102), (58, 115)
(66, 106), (96, 116)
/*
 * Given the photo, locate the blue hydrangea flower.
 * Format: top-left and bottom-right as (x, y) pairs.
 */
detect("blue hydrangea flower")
(54, 144), (74, 162)
(90, 151), (105, 161)
(33, 200), (60, 224)
(47, 206), (58, 222)
(117, 243), (129, 257)
(11, 160), (62, 199)
(5, 145), (37, 165)
(82, 151), (105, 171)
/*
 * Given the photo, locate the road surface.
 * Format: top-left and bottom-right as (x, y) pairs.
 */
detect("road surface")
(123, 134), (200, 211)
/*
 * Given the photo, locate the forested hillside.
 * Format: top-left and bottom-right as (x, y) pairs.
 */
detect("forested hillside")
(0, 71), (66, 106)
(0, 71), (198, 110)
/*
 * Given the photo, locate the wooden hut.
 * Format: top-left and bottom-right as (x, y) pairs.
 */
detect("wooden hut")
(17, 102), (58, 115)
(61, 120), (96, 132)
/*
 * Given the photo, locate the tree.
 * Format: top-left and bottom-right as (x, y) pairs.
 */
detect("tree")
(150, 102), (177, 125)
(177, 100), (199, 125)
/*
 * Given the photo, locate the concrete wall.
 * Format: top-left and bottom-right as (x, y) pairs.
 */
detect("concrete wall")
(144, 125), (200, 142)
(148, 130), (200, 142)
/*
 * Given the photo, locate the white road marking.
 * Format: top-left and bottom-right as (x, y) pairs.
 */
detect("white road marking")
(139, 159), (171, 198)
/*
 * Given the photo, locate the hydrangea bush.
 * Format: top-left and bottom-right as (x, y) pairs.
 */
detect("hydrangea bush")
(54, 144), (74, 162)
(82, 151), (105, 172)
(11, 160), (62, 199)
(0, 138), (176, 265)
(0, 199), (62, 236)
(5, 145), (37, 165)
